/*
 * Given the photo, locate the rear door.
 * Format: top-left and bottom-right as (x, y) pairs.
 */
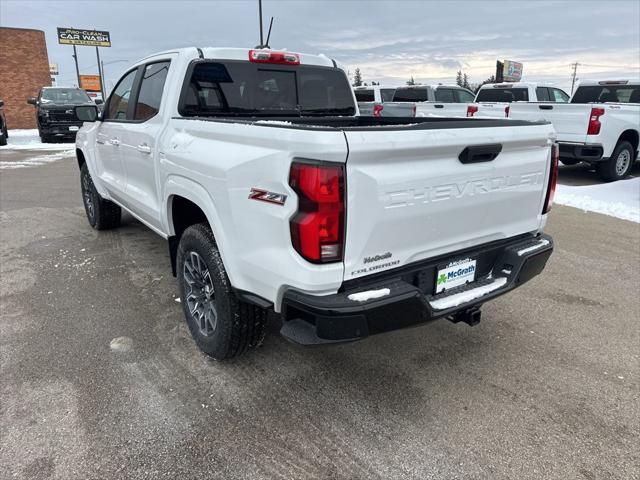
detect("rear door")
(342, 122), (554, 280)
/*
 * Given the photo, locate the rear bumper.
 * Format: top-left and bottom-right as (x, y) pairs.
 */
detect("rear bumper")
(558, 142), (604, 162)
(280, 234), (553, 345)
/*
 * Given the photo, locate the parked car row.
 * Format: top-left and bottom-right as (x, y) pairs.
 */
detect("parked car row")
(354, 79), (639, 181)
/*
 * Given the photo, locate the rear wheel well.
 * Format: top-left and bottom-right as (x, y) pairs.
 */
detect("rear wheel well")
(168, 196), (210, 276)
(76, 149), (86, 170)
(618, 130), (639, 159)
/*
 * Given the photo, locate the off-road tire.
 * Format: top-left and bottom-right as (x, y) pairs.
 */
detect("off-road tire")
(80, 163), (121, 229)
(597, 141), (634, 182)
(177, 223), (267, 360)
(0, 131), (6, 146)
(40, 133), (51, 143)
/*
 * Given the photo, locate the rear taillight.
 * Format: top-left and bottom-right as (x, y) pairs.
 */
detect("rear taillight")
(505, 105), (510, 117)
(289, 161), (345, 263)
(587, 107), (605, 135)
(466, 105), (478, 117)
(543, 144), (559, 214)
(248, 49), (300, 65)
(373, 104), (384, 117)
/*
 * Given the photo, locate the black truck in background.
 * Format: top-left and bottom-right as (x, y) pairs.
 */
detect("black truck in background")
(0, 99), (7, 146)
(27, 87), (102, 143)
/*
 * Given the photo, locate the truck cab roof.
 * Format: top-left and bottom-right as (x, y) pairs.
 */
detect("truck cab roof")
(135, 47), (336, 69)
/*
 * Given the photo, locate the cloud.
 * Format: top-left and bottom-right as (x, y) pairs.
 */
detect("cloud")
(1, 0), (638, 92)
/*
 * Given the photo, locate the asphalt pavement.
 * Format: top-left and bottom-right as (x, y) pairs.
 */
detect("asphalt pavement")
(1, 149), (638, 480)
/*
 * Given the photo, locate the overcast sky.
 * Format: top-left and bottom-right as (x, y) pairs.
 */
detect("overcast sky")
(1, 0), (639, 92)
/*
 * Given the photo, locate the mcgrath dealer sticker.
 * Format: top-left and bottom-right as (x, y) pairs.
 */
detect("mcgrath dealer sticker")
(436, 258), (476, 294)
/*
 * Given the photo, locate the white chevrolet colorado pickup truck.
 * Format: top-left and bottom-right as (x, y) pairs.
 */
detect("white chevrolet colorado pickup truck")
(74, 47), (556, 359)
(468, 82), (570, 119)
(509, 80), (640, 181)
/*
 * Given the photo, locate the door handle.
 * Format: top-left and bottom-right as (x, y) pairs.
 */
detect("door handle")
(110, 138), (121, 146)
(539, 105), (553, 110)
(137, 143), (152, 154)
(434, 104), (444, 108)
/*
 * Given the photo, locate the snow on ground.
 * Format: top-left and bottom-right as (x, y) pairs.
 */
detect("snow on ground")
(555, 177), (640, 223)
(1, 129), (75, 151)
(0, 150), (75, 169)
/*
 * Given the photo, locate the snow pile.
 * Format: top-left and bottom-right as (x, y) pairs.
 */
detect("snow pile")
(348, 288), (391, 302)
(0, 150), (74, 169)
(555, 177), (640, 223)
(1, 129), (75, 151)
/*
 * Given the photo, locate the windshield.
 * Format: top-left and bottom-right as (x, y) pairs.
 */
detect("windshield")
(40, 88), (91, 104)
(180, 61), (356, 117)
(392, 88), (430, 102)
(475, 88), (529, 102)
(571, 85), (640, 104)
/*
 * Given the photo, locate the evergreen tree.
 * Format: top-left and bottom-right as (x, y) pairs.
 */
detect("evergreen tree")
(462, 73), (470, 90)
(456, 70), (463, 87)
(352, 68), (362, 87)
(406, 76), (416, 86)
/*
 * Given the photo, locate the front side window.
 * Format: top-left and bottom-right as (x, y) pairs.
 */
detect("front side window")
(455, 89), (475, 103)
(551, 88), (569, 103)
(180, 61), (355, 117)
(434, 89), (455, 102)
(134, 61), (170, 121)
(106, 69), (138, 120)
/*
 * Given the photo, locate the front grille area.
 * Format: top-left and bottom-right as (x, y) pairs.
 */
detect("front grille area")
(47, 109), (77, 122)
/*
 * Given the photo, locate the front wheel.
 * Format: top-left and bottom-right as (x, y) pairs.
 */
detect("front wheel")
(0, 131), (6, 146)
(597, 141), (634, 182)
(177, 223), (267, 360)
(80, 163), (121, 229)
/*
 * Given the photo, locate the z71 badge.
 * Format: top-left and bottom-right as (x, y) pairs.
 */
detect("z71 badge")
(248, 188), (287, 206)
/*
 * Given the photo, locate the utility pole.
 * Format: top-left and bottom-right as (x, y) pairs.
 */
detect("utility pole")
(72, 45), (81, 87)
(570, 62), (579, 96)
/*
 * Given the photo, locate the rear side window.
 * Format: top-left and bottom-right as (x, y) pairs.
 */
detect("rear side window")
(475, 87), (529, 102)
(354, 89), (374, 102)
(434, 89), (455, 102)
(106, 69), (137, 120)
(571, 85), (640, 103)
(536, 87), (550, 102)
(551, 88), (569, 102)
(380, 89), (395, 102)
(134, 61), (170, 121)
(455, 89), (475, 103)
(393, 88), (429, 102)
(180, 61), (355, 117)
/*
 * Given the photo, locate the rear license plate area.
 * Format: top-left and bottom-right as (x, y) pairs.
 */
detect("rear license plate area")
(435, 257), (477, 294)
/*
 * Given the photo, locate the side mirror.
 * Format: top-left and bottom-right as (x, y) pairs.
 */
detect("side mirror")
(27, 97), (37, 105)
(75, 105), (99, 122)
(94, 99), (104, 105)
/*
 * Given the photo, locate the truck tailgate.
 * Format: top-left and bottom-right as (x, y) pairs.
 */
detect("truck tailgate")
(508, 103), (592, 143)
(343, 123), (554, 280)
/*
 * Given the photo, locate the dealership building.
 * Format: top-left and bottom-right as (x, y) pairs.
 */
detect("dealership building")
(0, 27), (52, 129)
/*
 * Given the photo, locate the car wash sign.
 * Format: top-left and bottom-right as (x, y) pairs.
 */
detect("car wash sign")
(57, 28), (111, 47)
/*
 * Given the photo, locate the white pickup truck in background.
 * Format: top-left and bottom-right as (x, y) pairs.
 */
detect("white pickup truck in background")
(509, 80), (640, 181)
(354, 85), (416, 117)
(74, 46), (556, 359)
(468, 82), (570, 118)
(394, 84), (476, 117)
